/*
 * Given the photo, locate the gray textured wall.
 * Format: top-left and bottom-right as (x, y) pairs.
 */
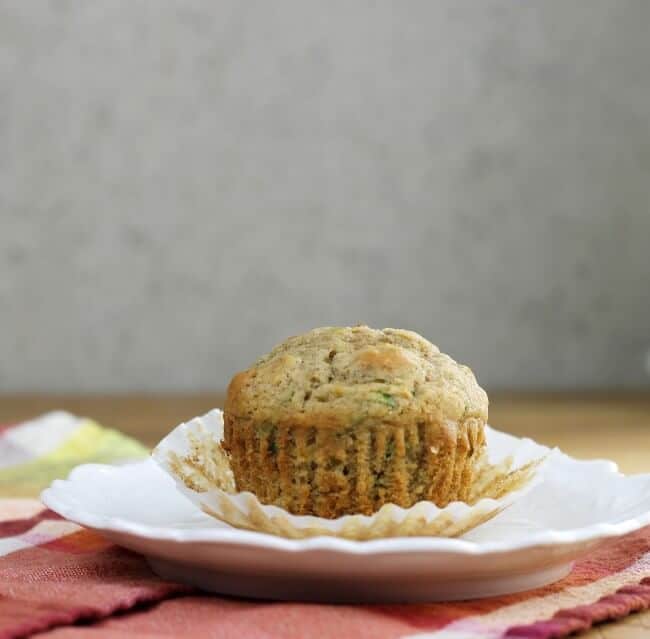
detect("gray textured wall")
(1, 1), (649, 392)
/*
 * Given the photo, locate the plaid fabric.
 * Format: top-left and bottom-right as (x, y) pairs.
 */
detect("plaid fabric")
(0, 412), (148, 498)
(0, 412), (648, 638)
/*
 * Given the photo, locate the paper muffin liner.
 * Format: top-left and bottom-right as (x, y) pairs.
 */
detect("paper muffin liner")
(152, 409), (546, 540)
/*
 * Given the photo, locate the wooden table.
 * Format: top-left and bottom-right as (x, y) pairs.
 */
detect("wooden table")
(2, 392), (649, 638)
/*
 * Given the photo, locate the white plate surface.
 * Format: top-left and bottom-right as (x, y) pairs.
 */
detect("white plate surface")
(41, 428), (650, 603)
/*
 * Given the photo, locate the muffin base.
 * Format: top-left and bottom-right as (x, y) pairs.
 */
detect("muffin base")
(223, 416), (485, 518)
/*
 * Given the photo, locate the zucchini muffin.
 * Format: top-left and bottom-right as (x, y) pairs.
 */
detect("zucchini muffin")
(223, 326), (488, 518)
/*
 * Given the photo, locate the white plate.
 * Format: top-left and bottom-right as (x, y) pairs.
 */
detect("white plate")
(41, 428), (650, 603)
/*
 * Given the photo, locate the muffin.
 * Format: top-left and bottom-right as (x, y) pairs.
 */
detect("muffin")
(223, 326), (488, 518)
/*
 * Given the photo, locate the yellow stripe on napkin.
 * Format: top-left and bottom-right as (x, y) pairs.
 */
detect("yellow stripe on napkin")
(0, 420), (148, 498)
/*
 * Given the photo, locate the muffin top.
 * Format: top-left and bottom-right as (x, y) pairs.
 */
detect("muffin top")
(225, 326), (488, 429)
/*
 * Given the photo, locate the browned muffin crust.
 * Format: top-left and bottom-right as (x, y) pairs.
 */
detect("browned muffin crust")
(223, 326), (488, 518)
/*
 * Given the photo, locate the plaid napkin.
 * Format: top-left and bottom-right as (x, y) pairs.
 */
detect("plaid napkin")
(0, 412), (648, 638)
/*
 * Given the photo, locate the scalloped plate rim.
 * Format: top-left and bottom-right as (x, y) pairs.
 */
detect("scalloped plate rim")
(41, 457), (650, 556)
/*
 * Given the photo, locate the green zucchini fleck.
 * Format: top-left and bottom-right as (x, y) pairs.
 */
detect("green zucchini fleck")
(375, 391), (397, 409)
(256, 423), (277, 455)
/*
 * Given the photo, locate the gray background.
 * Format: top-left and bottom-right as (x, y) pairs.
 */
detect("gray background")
(1, 1), (649, 392)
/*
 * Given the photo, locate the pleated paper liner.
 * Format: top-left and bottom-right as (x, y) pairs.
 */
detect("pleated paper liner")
(152, 409), (546, 541)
